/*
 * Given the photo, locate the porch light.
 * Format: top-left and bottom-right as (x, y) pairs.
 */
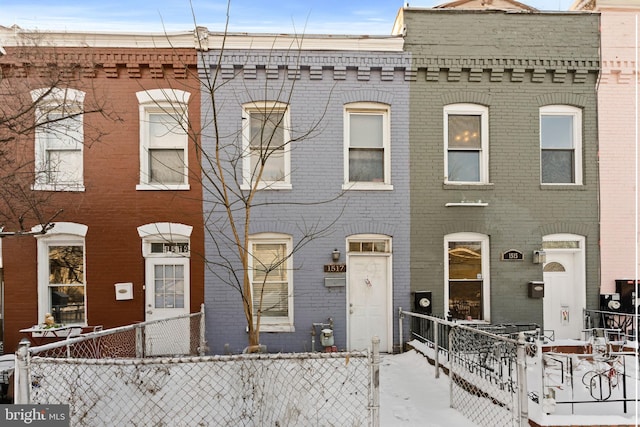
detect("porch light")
(532, 250), (546, 264)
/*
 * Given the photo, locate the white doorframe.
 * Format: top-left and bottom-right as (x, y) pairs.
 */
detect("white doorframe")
(346, 235), (393, 352)
(542, 234), (586, 340)
(137, 223), (192, 355)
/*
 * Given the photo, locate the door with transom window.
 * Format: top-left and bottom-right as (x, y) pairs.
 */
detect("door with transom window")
(144, 252), (190, 355)
(347, 236), (392, 352)
(542, 234), (585, 340)
(138, 223), (192, 356)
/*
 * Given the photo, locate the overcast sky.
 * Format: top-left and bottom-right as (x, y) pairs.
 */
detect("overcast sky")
(3, 0), (577, 35)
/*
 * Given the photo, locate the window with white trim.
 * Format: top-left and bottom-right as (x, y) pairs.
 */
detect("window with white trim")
(540, 105), (582, 184)
(136, 89), (190, 190)
(444, 104), (489, 184)
(445, 232), (490, 321)
(344, 102), (391, 190)
(31, 88), (85, 191)
(249, 233), (294, 331)
(242, 101), (291, 190)
(34, 222), (88, 325)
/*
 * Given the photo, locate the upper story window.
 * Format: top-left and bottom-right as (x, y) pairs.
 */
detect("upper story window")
(248, 233), (294, 332)
(31, 88), (85, 191)
(444, 104), (489, 184)
(33, 222), (88, 326)
(136, 89), (191, 191)
(242, 101), (291, 190)
(540, 105), (582, 185)
(343, 102), (392, 190)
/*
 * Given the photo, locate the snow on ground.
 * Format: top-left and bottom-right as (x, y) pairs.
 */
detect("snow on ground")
(380, 350), (479, 427)
(380, 346), (640, 427)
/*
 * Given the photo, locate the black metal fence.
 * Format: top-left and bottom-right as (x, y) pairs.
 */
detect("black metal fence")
(398, 309), (532, 427)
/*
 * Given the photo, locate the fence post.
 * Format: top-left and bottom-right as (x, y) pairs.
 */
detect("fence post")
(371, 336), (380, 427)
(433, 318), (440, 379)
(135, 324), (144, 358)
(517, 332), (529, 427)
(15, 340), (31, 404)
(199, 303), (207, 356)
(398, 307), (403, 353)
(448, 326), (455, 408)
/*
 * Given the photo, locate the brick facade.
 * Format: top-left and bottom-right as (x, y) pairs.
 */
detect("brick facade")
(593, 7), (640, 294)
(200, 47), (412, 353)
(0, 45), (204, 352)
(401, 9), (601, 326)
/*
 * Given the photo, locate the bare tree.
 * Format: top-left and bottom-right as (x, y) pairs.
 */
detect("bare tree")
(144, 4), (343, 351)
(0, 26), (114, 237)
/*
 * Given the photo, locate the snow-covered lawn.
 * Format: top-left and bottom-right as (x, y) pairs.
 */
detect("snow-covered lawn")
(380, 345), (640, 427)
(380, 350), (479, 426)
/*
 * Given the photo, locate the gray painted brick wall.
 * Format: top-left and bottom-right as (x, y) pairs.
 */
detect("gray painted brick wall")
(403, 10), (600, 327)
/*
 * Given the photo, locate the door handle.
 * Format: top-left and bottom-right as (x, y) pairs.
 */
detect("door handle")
(146, 310), (152, 315)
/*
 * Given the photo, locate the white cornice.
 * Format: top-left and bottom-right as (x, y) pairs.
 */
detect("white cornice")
(0, 25), (404, 52)
(571, 0), (640, 10)
(0, 26), (195, 48)
(203, 32), (404, 52)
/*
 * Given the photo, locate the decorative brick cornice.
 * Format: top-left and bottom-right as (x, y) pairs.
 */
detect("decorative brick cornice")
(600, 61), (638, 85)
(409, 56), (599, 84)
(412, 57), (599, 71)
(204, 51), (412, 82)
(0, 47), (198, 79)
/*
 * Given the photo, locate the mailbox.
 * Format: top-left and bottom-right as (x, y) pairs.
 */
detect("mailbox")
(528, 281), (544, 298)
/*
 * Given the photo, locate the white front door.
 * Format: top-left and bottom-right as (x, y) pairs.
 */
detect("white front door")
(348, 253), (391, 352)
(144, 257), (190, 355)
(543, 243), (585, 341)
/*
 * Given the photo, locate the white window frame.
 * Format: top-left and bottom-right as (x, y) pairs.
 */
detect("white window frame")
(444, 103), (489, 185)
(343, 102), (392, 191)
(248, 233), (294, 332)
(138, 222), (192, 258)
(33, 222), (88, 326)
(539, 105), (583, 185)
(136, 89), (191, 191)
(444, 232), (491, 322)
(31, 88), (85, 191)
(241, 101), (292, 190)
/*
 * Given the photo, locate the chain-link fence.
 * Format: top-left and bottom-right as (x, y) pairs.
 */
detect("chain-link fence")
(399, 309), (530, 427)
(23, 351), (374, 426)
(449, 325), (526, 427)
(15, 308), (380, 426)
(20, 308), (206, 361)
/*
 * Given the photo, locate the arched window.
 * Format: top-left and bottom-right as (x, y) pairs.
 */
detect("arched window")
(241, 101), (291, 190)
(343, 102), (392, 190)
(539, 105), (582, 185)
(31, 88), (85, 191)
(248, 232), (294, 332)
(444, 232), (491, 321)
(136, 89), (191, 190)
(34, 222), (88, 325)
(444, 103), (489, 184)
